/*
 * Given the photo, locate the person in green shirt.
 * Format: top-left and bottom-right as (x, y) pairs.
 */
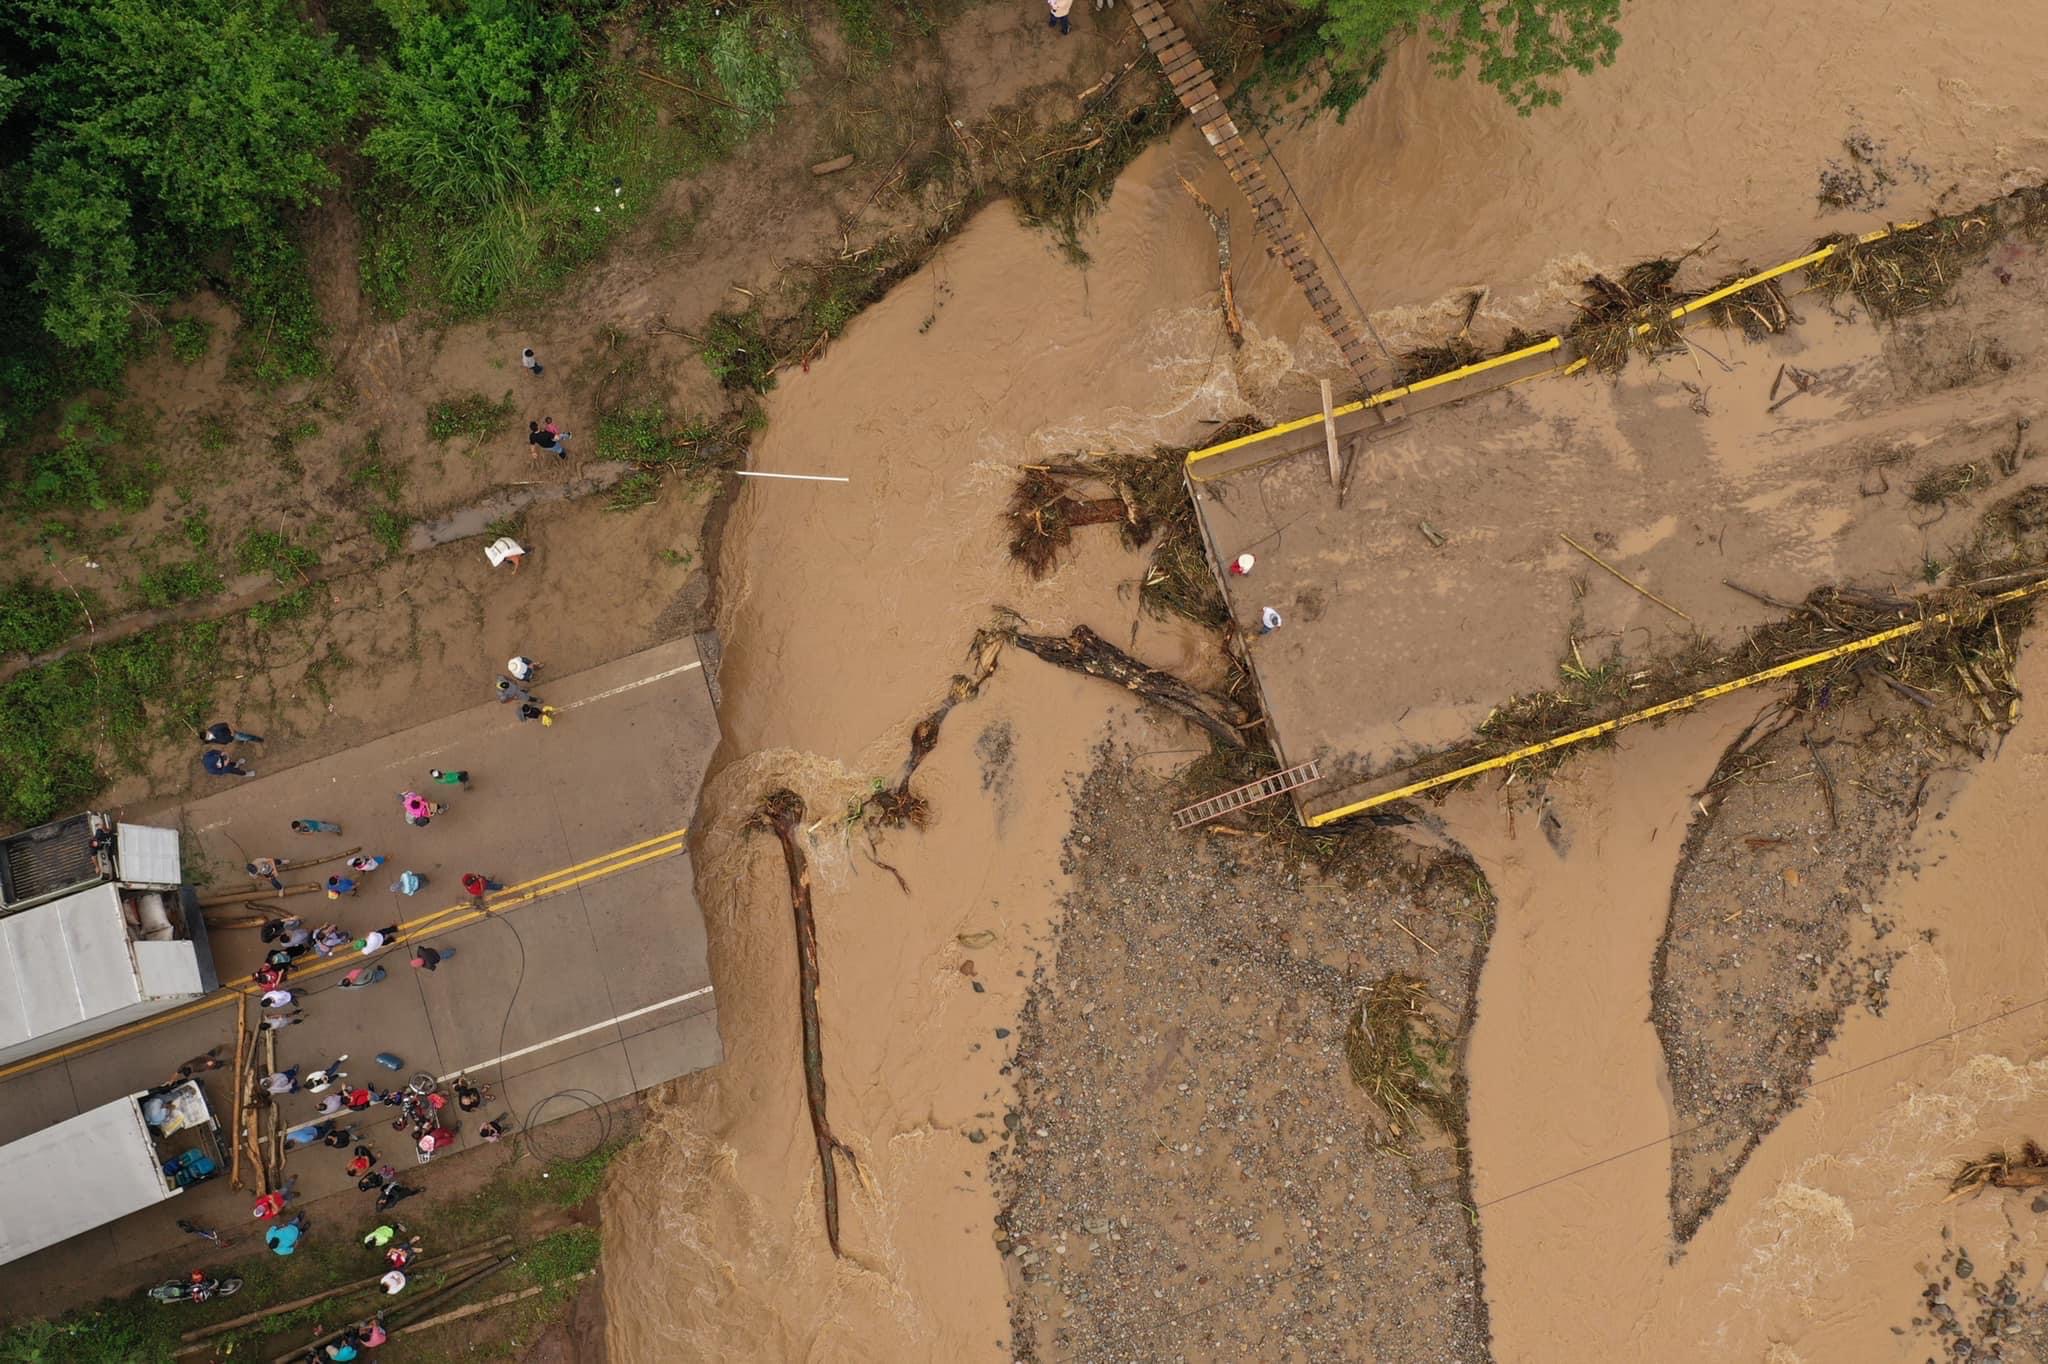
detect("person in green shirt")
(362, 1224), (397, 1250)
(428, 768), (468, 786)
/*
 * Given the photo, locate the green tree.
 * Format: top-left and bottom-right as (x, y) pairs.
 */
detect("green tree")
(1309, 0), (1621, 113)
(362, 0), (578, 213)
(0, 0), (361, 430)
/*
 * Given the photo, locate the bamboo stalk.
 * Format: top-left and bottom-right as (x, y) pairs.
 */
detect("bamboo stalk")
(196, 883), (320, 909)
(396, 1271), (595, 1337)
(228, 997), (248, 1190)
(178, 1239), (515, 1346)
(1559, 532), (1692, 621)
(634, 67), (744, 112)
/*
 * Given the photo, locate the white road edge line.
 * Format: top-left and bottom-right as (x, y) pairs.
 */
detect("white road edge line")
(438, 984), (715, 1082)
(734, 470), (850, 483)
(562, 660), (703, 711)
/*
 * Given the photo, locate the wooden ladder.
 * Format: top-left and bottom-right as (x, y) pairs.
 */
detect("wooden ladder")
(1126, 0), (1397, 414)
(1171, 759), (1323, 830)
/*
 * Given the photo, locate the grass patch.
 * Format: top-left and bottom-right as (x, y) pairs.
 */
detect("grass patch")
(248, 584), (317, 629)
(221, 223), (327, 386)
(606, 468), (663, 511)
(369, 507), (413, 557)
(702, 310), (777, 393)
(135, 559), (226, 609)
(427, 392), (516, 446)
(593, 404), (750, 508)
(235, 529), (318, 584)
(657, 1), (809, 144)
(347, 433), (406, 504)
(0, 579), (91, 656)
(10, 401), (159, 513)
(0, 620), (222, 826)
(164, 317), (214, 363)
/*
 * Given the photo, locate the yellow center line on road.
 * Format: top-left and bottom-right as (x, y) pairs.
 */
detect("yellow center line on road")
(0, 828), (691, 1085)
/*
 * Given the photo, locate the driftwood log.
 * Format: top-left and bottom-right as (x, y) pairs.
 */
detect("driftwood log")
(868, 627), (1008, 829)
(1010, 625), (1246, 749)
(750, 789), (860, 1255)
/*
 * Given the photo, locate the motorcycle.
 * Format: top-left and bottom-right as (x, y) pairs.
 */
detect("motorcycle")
(148, 1274), (243, 1305)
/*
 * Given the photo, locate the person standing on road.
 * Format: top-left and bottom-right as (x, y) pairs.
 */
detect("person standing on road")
(400, 792), (442, 826)
(291, 819), (343, 835)
(324, 875), (357, 899)
(346, 854), (386, 873)
(312, 922), (352, 957)
(495, 678), (531, 705)
(202, 721), (263, 745)
(338, 964), (388, 989)
(428, 767), (468, 787)
(247, 857), (284, 891)
(409, 945), (455, 971)
(1047, 0), (1072, 34)
(258, 988), (299, 1011)
(202, 750), (254, 778)
(263, 1066), (301, 1095)
(360, 925), (399, 953)
(461, 872), (503, 901)
(515, 701), (557, 725)
(506, 655), (540, 683)
(521, 347), (543, 377)
(265, 1214), (308, 1256)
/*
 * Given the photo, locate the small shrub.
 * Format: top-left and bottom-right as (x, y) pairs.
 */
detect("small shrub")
(606, 469), (662, 512)
(347, 434), (405, 503)
(182, 511), (212, 552)
(369, 508), (413, 557)
(235, 529), (318, 584)
(197, 413), (232, 453)
(427, 392), (515, 445)
(13, 402), (157, 512)
(249, 585), (316, 629)
(0, 579), (89, 656)
(135, 560), (225, 609)
(165, 317), (214, 362)
(224, 224), (327, 385)
(702, 311), (776, 392)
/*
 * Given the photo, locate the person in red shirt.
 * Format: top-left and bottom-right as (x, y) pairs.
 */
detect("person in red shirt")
(251, 1189), (286, 1219)
(345, 1086), (375, 1111)
(252, 962), (286, 990)
(460, 873), (503, 901)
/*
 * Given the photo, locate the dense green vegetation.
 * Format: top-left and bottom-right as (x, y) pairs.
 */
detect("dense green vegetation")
(1307, 0), (1621, 113)
(0, 0), (363, 440)
(0, 620), (221, 827)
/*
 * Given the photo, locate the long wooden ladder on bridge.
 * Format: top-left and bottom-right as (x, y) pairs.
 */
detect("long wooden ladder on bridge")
(1171, 759), (1324, 830)
(1127, 0), (1398, 418)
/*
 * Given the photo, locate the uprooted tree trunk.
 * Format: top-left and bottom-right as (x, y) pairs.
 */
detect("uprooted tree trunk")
(867, 626), (1009, 829)
(1010, 624), (1247, 749)
(749, 789), (860, 1255)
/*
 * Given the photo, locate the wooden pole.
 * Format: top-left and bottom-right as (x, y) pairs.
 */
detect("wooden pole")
(228, 997), (248, 1190)
(197, 883), (320, 909)
(1558, 532), (1693, 621)
(1320, 380), (1342, 489)
(397, 1271), (595, 1337)
(179, 1239), (516, 1347)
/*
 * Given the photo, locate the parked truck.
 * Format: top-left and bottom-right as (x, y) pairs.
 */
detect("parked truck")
(0, 1081), (224, 1266)
(0, 812), (217, 1069)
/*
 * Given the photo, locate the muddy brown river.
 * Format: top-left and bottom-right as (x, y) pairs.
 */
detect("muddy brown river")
(600, 1), (2048, 1358)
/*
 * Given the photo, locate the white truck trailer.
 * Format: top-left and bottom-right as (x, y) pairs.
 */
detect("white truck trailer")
(0, 1081), (224, 1266)
(0, 812), (217, 1069)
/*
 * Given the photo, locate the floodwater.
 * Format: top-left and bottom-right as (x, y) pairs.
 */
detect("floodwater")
(600, 0), (2048, 1358)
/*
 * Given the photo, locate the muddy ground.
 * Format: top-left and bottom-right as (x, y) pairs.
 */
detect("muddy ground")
(993, 752), (1493, 1363)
